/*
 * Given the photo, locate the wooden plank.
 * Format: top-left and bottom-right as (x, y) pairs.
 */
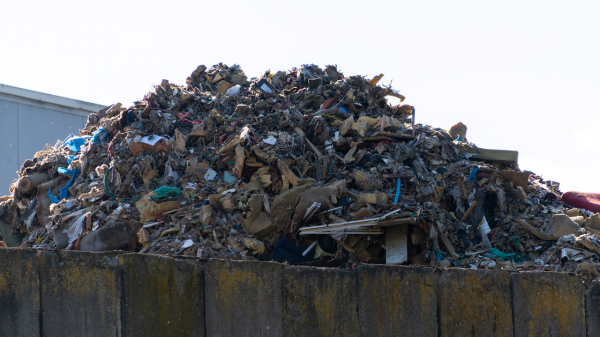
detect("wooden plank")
(188, 128), (210, 137)
(462, 201), (478, 220)
(386, 225), (408, 264)
(455, 144), (518, 164)
(382, 173), (409, 179)
(361, 136), (395, 143)
(516, 219), (559, 240)
(436, 220), (458, 257)
(370, 131), (416, 141)
(498, 171), (530, 189)
(377, 217), (418, 227)
(363, 133), (415, 144)
(304, 137), (324, 159)
(385, 212), (415, 219)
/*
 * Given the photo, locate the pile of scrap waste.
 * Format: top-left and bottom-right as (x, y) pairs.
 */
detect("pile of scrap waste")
(1, 62), (599, 279)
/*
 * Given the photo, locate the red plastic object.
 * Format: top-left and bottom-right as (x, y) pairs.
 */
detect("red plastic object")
(321, 97), (336, 110)
(178, 112), (201, 124)
(561, 191), (600, 213)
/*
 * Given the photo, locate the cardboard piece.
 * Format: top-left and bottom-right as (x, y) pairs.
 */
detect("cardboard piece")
(548, 214), (580, 237)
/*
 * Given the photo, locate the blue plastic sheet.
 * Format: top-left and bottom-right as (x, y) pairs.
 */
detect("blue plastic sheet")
(273, 236), (314, 263)
(57, 168), (80, 200)
(62, 134), (90, 152)
(127, 111), (135, 124)
(436, 250), (448, 262)
(466, 165), (479, 182)
(47, 187), (60, 204)
(90, 127), (108, 143)
(590, 237), (600, 249)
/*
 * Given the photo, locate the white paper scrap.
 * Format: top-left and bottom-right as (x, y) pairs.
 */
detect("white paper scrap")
(263, 136), (277, 145)
(141, 135), (165, 146)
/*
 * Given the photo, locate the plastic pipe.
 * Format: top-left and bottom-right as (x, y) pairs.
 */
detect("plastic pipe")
(394, 178), (401, 203)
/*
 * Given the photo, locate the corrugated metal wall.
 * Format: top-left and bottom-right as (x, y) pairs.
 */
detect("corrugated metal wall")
(0, 98), (87, 194)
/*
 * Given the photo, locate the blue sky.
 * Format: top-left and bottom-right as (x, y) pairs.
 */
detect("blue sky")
(2, 0), (599, 192)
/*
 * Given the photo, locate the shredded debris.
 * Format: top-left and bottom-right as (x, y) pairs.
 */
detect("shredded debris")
(1, 62), (597, 279)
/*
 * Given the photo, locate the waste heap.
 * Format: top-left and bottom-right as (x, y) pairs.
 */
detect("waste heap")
(1, 63), (598, 279)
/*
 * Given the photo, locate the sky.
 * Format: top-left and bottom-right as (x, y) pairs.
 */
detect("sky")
(1, 0), (599, 192)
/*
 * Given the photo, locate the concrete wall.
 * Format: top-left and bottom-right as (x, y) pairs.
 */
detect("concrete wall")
(0, 248), (593, 337)
(0, 84), (106, 194)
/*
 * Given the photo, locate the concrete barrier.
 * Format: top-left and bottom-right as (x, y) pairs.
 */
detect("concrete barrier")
(437, 269), (513, 337)
(0, 248), (40, 336)
(283, 266), (358, 337)
(119, 254), (204, 337)
(1, 247), (599, 336)
(357, 264), (437, 337)
(586, 283), (600, 336)
(39, 251), (122, 337)
(511, 272), (586, 337)
(204, 259), (284, 337)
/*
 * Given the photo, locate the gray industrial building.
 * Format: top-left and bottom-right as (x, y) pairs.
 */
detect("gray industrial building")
(0, 84), (106, 194)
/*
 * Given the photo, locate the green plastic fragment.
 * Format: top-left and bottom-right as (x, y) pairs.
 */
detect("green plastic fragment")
(223, 171), (236, 184)
(151, 186), (182, 200)
(489, 248), (520, 262)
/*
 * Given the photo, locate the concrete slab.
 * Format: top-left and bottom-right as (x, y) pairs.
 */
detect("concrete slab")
(437, 268), (513, 337)
(585, 283), (600, 337)
(204, 259), (283, 337)
(283, 266), (358, 337)
(512, 272), (585, 337)
(119, 254), (204, 337)
(0, 248), (41, 337)
(357, 264), (437, 337)
(39, 251), (122, 337)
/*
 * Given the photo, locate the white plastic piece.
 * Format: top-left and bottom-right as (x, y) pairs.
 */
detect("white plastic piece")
(480, 216), (491, 234)
(204, 169), (217, 181)
(226, 85), (241, 96)
(181, 239), (194, 249)
(260, 83), (272, 93)
(302, 241), (318, 256)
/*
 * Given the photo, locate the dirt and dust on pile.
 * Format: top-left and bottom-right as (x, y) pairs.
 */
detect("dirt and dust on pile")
(1, 62), (597, 280)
